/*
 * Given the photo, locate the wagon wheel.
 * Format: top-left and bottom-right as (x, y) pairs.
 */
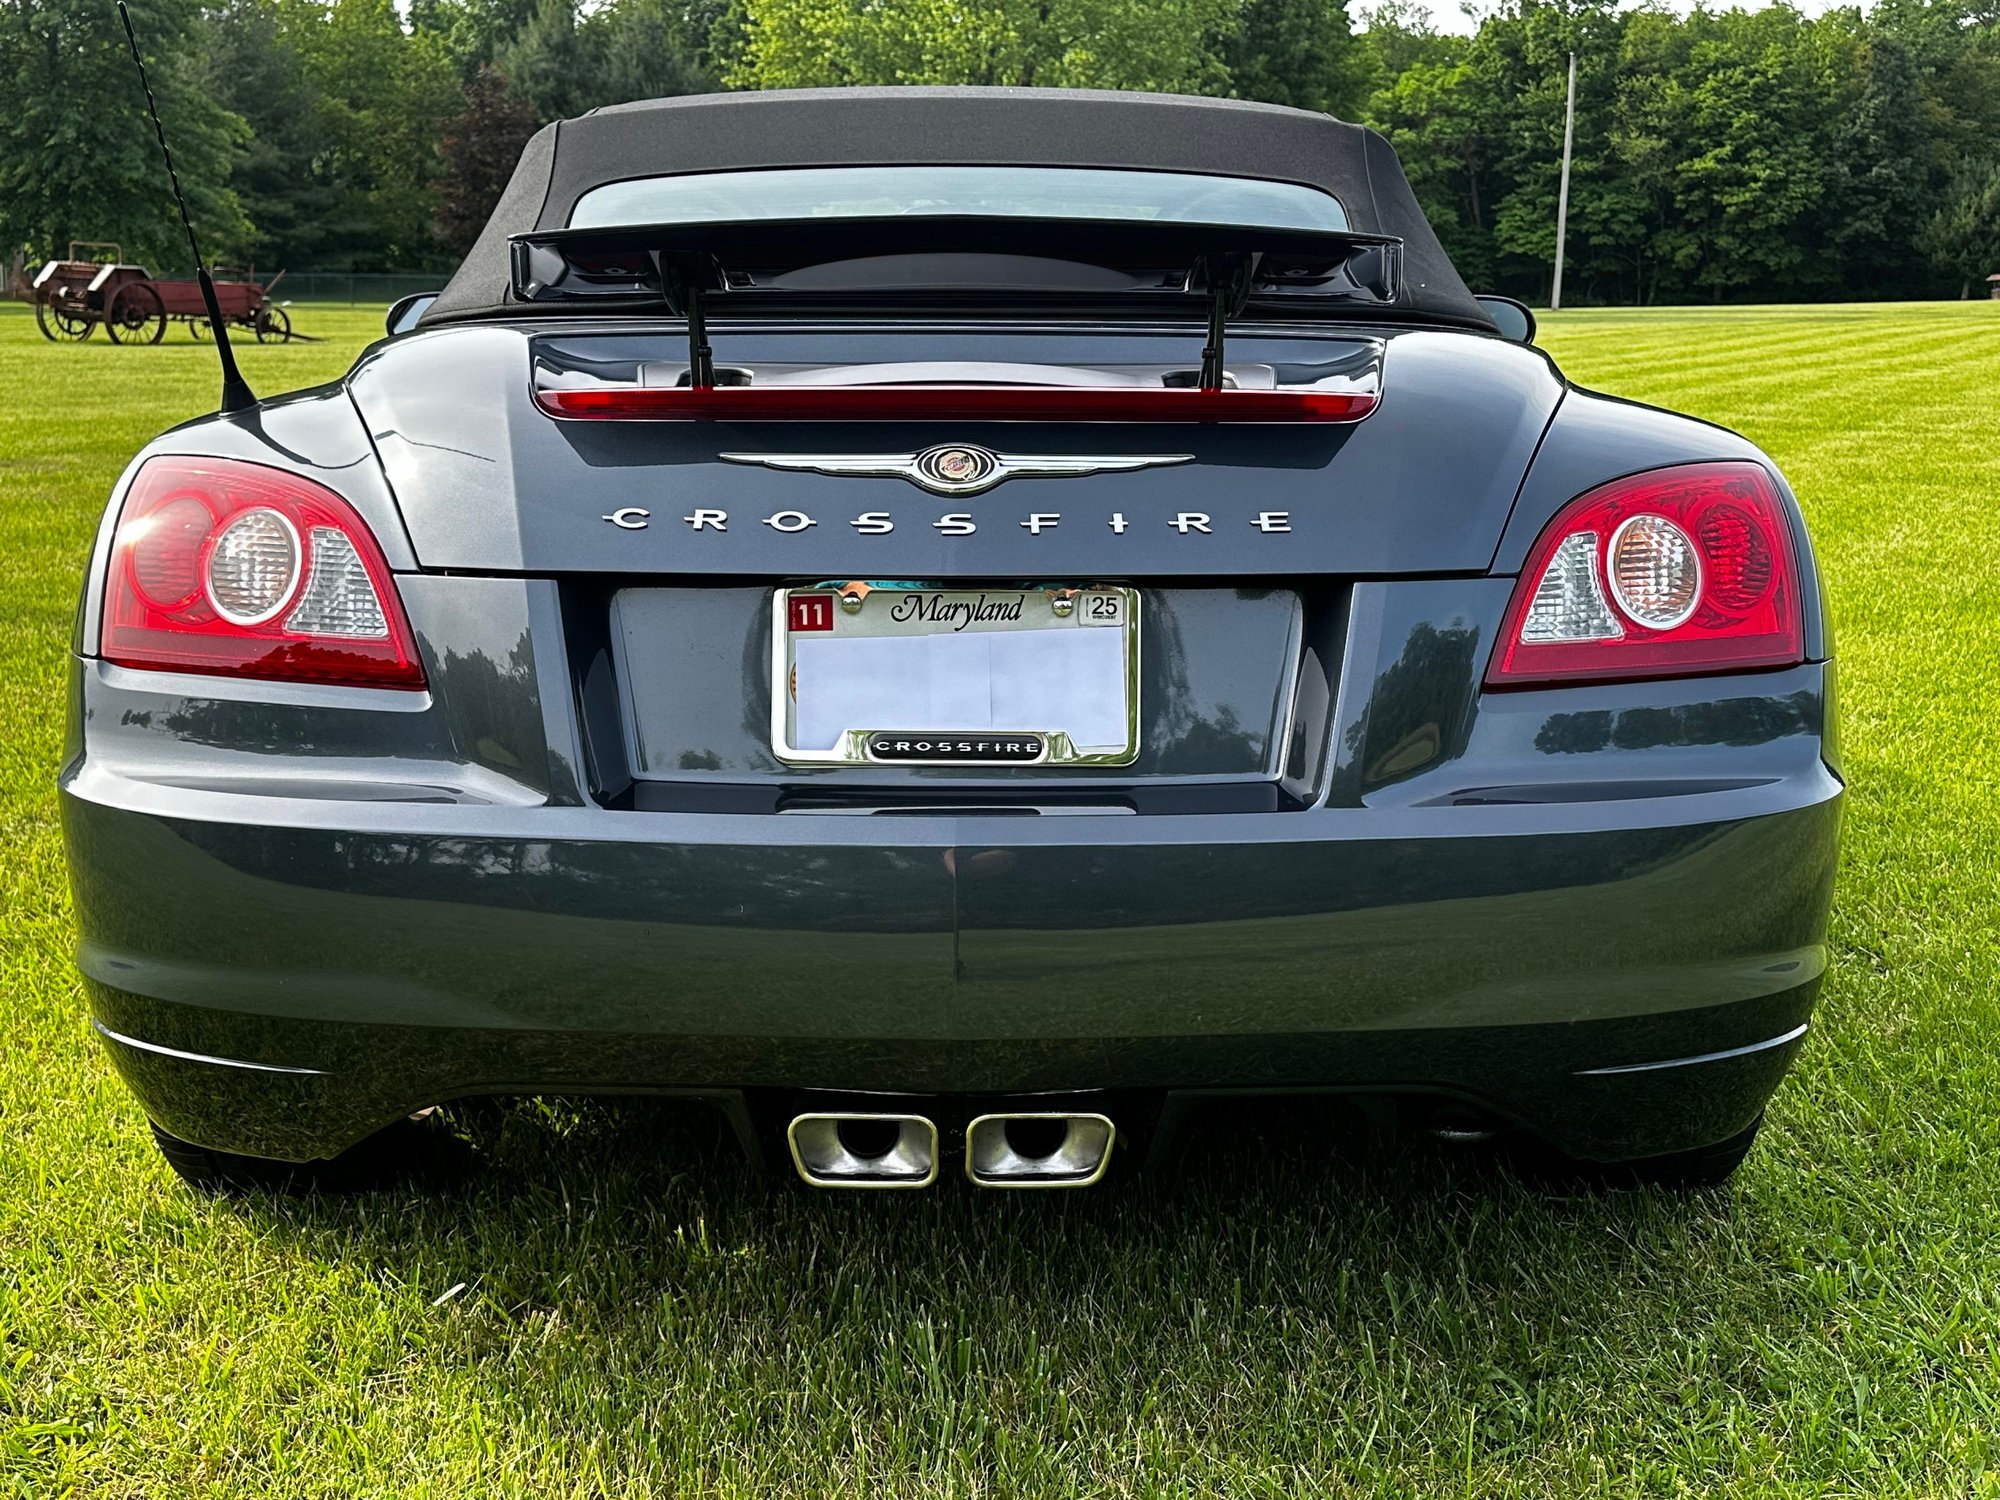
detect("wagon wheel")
(35, 301), (95, 342)
(189, 317), (210, 341)
(255, 305), (291, 343)
(105, 284), (166, 345)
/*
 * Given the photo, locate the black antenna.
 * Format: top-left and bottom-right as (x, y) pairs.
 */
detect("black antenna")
(117, 0), (255, 414)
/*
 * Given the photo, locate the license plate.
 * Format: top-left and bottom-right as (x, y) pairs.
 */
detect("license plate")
(771, 583), (1140, 766)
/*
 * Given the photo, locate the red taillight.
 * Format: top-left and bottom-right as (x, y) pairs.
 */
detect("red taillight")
(533, 385), (1378, 423)
(1486, 462), (1804, 688)
(101, 456), (426, 690)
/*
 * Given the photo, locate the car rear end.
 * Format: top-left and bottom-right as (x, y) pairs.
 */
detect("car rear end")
(58, 92), (1840, 1188)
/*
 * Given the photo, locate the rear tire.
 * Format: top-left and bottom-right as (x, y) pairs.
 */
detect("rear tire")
(149, 1118), (432, 1195)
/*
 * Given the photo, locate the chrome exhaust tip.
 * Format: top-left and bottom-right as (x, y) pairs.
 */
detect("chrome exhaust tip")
(964, 1112), (1115, 1188)
(787, 1112), (938, 1188)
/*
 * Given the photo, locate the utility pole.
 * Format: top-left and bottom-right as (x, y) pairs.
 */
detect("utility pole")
(1551, 50), (1577, 311)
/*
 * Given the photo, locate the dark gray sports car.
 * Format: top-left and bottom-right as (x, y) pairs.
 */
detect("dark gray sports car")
(60, 88), (1840, 1192)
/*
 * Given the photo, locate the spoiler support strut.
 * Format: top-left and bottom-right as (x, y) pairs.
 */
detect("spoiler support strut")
(659, 252), (717, 388)
(1197, 252), (1261, 391)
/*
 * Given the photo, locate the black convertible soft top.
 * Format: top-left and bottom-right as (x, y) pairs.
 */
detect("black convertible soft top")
(424, 87), (1491, 330)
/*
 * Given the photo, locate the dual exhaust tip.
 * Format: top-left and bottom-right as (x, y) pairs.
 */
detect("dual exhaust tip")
(787, 1110), (1115, 1189)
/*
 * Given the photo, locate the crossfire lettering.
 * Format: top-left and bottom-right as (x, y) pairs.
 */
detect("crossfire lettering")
(668, 509), (1293, 534)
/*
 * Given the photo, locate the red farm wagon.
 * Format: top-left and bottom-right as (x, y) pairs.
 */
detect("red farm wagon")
(30, 244), (292, 344)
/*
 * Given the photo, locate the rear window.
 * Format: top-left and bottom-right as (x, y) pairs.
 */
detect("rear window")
(569, 165), (1348, 233)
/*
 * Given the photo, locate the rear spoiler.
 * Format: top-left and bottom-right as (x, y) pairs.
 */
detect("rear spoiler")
(510, 215), (1403, 420)
(510, 214), (1401, 303)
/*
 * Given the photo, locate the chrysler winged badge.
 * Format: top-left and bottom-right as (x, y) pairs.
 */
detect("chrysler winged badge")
(719, 444), (1194, 496)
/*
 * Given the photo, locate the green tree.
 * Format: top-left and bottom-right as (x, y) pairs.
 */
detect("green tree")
(1918, 160), (2000, 295)
(1826, 27), (1942, 297)
(277, 0), (462, 269)
(409, 0), (544, 79)
(724, 0), (1232, 92)
(591, 0), (716, 106)
(202, 0), (330, 268)
(1657, 9), (1842, 300)
(1357, 0), (1446, 80)
(493, 0), (599, 118)
(0, 0), (247, 269)
(1221, 0), (1370, 117)
(1367, 47), (1498, 286)
(1474, 1), (1634, 303)
(436, 64), (539, 256)
(493, 0), (710, 122)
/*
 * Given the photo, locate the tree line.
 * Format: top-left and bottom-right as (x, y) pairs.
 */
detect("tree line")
(3, 0), (1998, 304)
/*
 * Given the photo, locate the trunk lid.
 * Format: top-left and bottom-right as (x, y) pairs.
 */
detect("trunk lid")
(349, 323), (1562, 577)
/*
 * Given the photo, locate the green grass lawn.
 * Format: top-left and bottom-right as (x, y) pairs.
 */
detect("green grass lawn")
(3, 298), (1998, 1497)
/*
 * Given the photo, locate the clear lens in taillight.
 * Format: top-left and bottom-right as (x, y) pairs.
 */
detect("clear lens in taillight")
(1487, 462), (1804, 688)
(1606, 513), (1701, 628)
(101, 456), (425, 689)
(204, 508), (301, 625)
(1519, 531), (1623, 644)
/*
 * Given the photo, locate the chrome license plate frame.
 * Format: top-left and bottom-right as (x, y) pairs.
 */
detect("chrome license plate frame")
(770, 582), (1141, 768)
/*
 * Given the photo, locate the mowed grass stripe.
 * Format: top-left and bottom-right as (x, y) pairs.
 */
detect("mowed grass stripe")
(1552, 320), (1997, 450)
(3, 301), (1999, 1496)
(1565, 322), (1993, 445)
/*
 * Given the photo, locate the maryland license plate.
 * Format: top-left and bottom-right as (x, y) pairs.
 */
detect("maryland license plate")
(771, 584), (1140, 766)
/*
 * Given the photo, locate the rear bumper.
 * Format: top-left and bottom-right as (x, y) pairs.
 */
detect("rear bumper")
(63, 759), (1841, 1165)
